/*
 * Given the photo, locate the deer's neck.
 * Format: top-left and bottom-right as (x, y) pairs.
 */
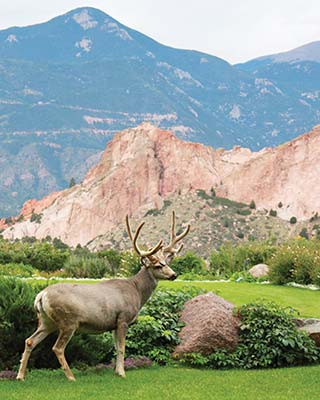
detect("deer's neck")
(131, 266), (158, 307)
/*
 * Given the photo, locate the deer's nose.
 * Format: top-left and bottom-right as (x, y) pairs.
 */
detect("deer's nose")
(169, 274), (177, 281)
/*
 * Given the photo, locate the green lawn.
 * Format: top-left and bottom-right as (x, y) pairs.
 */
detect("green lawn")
(3, 280), (320, 399)
(2, 366), (320, 400)
(160, 281), (320, 318)
(43, 279), (320, 318)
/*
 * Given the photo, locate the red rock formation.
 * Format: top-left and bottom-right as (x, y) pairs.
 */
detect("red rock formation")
(19, 191), (62, 218)
(174, 293), (240, 355)
(3, 123), (320, 246)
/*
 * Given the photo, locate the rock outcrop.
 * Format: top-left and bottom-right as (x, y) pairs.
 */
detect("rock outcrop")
(248, 264), (270, 278)
(295, 318), (320, 346)
(174, 293), (240, 355)
(3, 123), (320, 246)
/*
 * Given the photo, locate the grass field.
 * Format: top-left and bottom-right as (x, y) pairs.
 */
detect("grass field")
(1, 365), (320, 400)
(159, 281), (320, 318)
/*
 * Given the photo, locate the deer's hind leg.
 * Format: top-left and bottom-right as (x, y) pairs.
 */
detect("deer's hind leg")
(17, 322), (56, 381)
(52, 328), (76, 381)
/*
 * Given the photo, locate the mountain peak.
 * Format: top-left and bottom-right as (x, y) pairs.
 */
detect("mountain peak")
(63, 7), (114, 29)
(253, 40), (320, 64)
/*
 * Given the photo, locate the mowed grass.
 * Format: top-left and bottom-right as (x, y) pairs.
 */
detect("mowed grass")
(2, 366), (320, 400)
(46, 279), (320, 318)
(160, 281), (320, 318)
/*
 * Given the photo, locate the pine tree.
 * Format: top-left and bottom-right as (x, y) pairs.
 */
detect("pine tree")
(69, 177), (76, 188)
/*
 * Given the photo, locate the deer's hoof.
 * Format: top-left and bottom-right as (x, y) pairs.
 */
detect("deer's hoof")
(115, 370), (126, 378)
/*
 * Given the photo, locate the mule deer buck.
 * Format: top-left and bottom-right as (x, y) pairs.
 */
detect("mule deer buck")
(16, 211), (190, 381)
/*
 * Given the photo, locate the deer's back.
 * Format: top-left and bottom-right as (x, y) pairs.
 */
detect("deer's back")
(36, 281), (141, 333)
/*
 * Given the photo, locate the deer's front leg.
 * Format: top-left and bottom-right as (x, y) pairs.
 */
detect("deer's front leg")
(114, 321), (128, 378)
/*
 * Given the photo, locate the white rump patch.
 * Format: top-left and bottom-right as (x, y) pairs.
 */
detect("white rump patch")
(73, 9), (98, 30)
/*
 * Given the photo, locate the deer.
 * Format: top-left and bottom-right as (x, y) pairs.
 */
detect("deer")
(16, 211), (190, 381)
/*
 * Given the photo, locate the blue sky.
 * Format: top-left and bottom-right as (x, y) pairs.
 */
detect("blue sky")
(1, 0), (319, 63)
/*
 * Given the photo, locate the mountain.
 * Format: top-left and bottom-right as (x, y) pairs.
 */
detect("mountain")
(241, 41), (320, 64)
(0, 7), (319, 216)
(236, 41), (320, 132)
(2, 123), (320, 250)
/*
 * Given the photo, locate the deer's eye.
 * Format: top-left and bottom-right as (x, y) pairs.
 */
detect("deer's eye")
(155, 265), (163, 269)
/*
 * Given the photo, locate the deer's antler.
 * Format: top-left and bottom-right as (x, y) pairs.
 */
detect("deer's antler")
(126, 215), (163, 257)
(163, 211), (190, 255)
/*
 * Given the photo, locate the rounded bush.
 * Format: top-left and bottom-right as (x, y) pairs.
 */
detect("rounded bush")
(269, 239), (320, 285)
(180, 302), (320, 369)
(169, 252), (206, 276)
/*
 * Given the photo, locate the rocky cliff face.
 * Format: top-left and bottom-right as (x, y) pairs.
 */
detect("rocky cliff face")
(3, 123), (320, 246)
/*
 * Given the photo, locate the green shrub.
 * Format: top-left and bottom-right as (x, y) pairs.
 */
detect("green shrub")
(249, 200), (256, 209)
(169, 252), (206, 276)
(229, 271), (259, 283)
(30, 213), (42, 223)
(268, 249), (295, 284)
(290, 216), (297, 224)
(0, 277), (115, 370)
(66, 332), (114, 368)
(0, 262), (36, 277)
(210, 242), (276, 277)
(63, 254), (112, 278)
(235, 231), (244, 239)
(0, 239), (69, 272)
(269, 239), (320, 285)
(180, 302), (320, 369)
(196, 189), (212, 200)
(69, 177), (76, 188)
(222, 218), (230, 228)
(235, 302), (319, 368)
(299, 228), (309, 240)
(126, 287), (204, 364)
(163, 200), (172, 209)
(119, 250), (141, 277)
(236, 209), (251, 216)
(97, 249), (121, 276)
(269, 209), (277, 217)
(311, 265), (320, 287)
(0, 277), (48, 370)
(144, 208), (161, 217)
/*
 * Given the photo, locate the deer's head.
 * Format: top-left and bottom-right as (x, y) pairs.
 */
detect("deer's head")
(126, 211), (190, 281)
